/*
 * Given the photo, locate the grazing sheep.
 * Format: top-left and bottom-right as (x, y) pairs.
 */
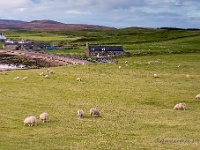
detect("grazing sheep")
(39, 72), (44, 76)
(174, 103), (186, 110)
(14, 77), (19, 80)
(40, 112), (49, 123)
(22, 77), (28, 81)
(90, 108), (100, 117)
(77, 110), (84, 118)
(125, 61), (128, 64)
(153, 73), (158, 78)
(186, 74), (190, 78)
(76, 77), (81, 81)
(24, 116), (37, 126)
(45, 75), (49, 79)
(195, 94), (200, 99)
(49, 70), (54, 74)
(46, 69), (50, 73)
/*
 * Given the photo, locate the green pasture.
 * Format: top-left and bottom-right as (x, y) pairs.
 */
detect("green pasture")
(2, 28), (200, 55)
(0, 53), (200, 149)
(3, 30), (80, 42)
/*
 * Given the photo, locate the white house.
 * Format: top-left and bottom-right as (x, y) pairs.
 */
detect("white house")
(18, 39), (29, 44)
(0, 33), (6, 40)
(5, 38), (14, 44)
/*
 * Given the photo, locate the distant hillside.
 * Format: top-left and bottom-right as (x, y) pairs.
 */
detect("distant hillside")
(0, 19), (26, 24)
(0, 19), (115, 30)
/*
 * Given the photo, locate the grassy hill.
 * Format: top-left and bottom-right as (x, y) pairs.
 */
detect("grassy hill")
(0, 53), (200, 149)
(3, 28), (200, 56)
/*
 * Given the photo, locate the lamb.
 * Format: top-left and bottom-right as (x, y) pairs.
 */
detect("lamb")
(49, 70), (54, 74)
(77, 110), (84, 118)
(14, 77), (19, 80)
(46, 69), (54, 74)
(195, 94), (200, 99)
(45, 75), (49, 78)
(173, 103), (186, 110)
(153, 73), (158, 78)
(90, 108), (100, 117)
(22, 77), (28, 81)
(46, 69), (50, 73)
(186, 74), (190, 78)
(24, 116), (37, 126)
(40, 112), (49, 123)
(39, 72), (44, 76)
(76, 77), (81, 81)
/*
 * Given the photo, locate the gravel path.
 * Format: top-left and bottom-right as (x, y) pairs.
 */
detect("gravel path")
(0, 50), (90, 67)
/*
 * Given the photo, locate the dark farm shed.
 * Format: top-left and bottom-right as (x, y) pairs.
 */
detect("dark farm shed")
(86, 43), (128, 57)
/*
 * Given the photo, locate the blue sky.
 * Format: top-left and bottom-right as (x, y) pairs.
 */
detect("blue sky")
(0, 0), (200, 28)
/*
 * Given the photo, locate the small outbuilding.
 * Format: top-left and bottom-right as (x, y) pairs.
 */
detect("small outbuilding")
(0, 33), (6, 42)
(5, 38), (14, 44)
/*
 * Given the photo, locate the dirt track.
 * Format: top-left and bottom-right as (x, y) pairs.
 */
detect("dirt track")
(0, 50), (90, 67)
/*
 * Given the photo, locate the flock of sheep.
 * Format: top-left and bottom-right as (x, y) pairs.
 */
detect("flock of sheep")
(173, 94), (200, 111)
(24, 108), (100, 127)
(1, 60), (199, 126)
(23, 94), (200, 127)
(77, 108), (100, 118)
(121, 61), (199, 111)
(24, 112), (49, 126)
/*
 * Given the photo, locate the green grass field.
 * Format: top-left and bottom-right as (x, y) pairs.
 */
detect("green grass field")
(3, 28), (200, 55)
(4, 30), (80, 42)
(0, 53), (200, 149)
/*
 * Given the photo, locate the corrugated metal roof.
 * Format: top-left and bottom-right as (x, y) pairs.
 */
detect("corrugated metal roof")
(89, 46), (123, 51)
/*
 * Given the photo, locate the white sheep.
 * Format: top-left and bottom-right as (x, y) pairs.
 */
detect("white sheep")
(22, 77), (28, 81)
(45, 75), (49, 79)
(125, 61), (128, 64)
(40, 112), (49, 123)
(119, 66), (121, 69)
(14, 77), (19, 80)
(186, 74), (190, 78)
(46, 69), (50, 73)
(49, 70), (54, 74)
(195, 94), (200, 99)
(77, 110), (84, 118)
(76, 77), (81, 81)
(90, 108), (100, 117)
(153, 73), (158, 78)
(174, 103), (186, 110)
(24, 116), (37, 126)
(39, 72), (44, 76)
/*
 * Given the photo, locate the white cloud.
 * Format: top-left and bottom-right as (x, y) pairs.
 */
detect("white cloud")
(0, 0), (31, 8)
(0, 0), (200, 28)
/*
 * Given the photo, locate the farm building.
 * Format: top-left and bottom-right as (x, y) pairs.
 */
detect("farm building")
(86, 43), (129, 58)
(3, 44), (19, 50)
(0, 33), (6, 42)
(3, 43), (56, 51)
(18, 39), (29, 44)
